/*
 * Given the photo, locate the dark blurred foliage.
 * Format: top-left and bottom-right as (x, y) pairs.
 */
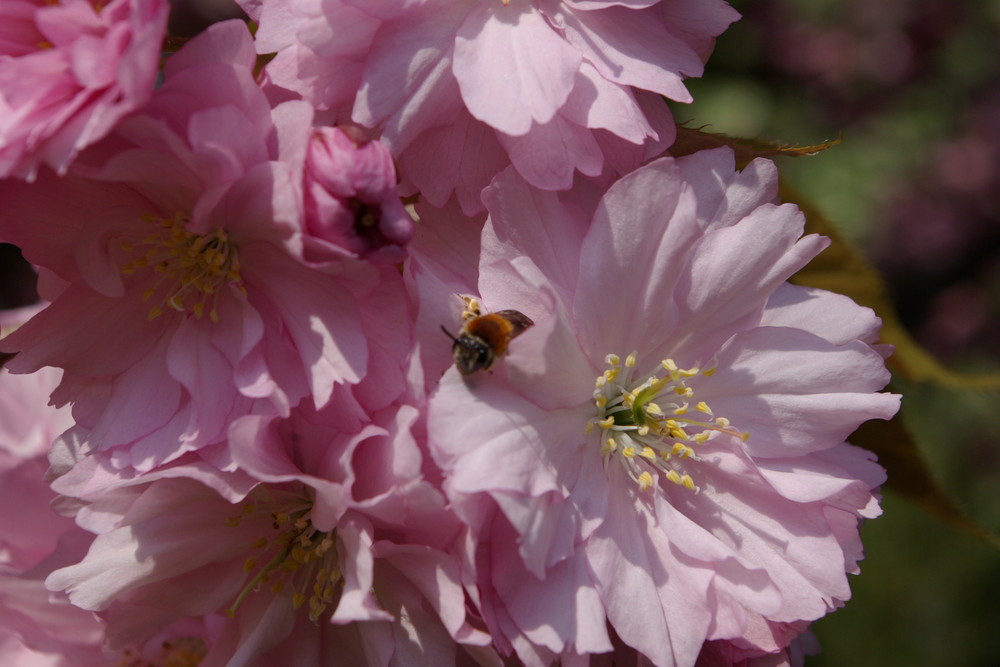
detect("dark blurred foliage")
(679, 0), (1000, 368)
(0, 244), (37, 310)
(167, 0), (245, 37)
(674, 1), (1000, 665)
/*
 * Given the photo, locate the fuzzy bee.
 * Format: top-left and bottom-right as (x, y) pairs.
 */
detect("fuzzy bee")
(441, 297), (534, 375)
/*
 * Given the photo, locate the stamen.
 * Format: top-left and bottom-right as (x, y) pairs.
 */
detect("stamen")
(226, 500), (342, 624)
(118, 213), (245, 322)
(591, 353), (745, 493)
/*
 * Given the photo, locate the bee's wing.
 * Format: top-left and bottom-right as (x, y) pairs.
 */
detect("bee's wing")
(494, 310), (534, 339)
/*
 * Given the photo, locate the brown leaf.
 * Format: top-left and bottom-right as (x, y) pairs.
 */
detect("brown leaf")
(670, 125), (841, 166)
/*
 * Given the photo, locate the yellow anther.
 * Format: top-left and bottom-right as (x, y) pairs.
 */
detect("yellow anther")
(625, 352), (637, 368)
(622, 446), (636, 459)
(637, 425), (650, 437)
(645, 402), (663, 416)
(671, 442), (689, 457)
(319, 538), (333, 556)
(605, 354), (620, 367)
(741, 431), (750, 442)
(681, 474), (696, 491)
(715, 417), (730, 427)
(695, 401), (711, 413)
(148, 306), (163, 320)
(693, 432), (710, 444)
(640, 446), (656, 461)
(661, 358), (678, 372)
(702, 367), (717, 376)
(673, 404), (688, 415)
(594, 394), (607, 408)
(243, 557), (257, 572)
(270, 580), (284, 593)
(292, 593), (306, 609)
(666, 470), (682, 485)
(601, 438), (617, 455)
(250, 537), (268, 549)
(598, 416), (615, 429)
(638, 471), (655, 491)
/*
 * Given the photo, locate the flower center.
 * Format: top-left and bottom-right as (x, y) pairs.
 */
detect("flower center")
(119, 213), (246, 322)
(588, 352), (747, 493)
(226, 498), (342, 623)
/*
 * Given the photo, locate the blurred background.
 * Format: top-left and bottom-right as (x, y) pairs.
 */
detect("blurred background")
(672, 1), (1000, 664)
(2, 0), (998, 665)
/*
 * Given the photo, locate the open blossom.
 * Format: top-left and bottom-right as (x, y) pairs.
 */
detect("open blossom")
(0, 0), (169, 180)
(243, 0), (740, 213)
(0, 21), (411, 481)
(417, 148), (899, 664)
(46, 398), (493, 665)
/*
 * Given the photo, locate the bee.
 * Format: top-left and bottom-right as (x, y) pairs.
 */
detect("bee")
(441, 297), (534, 375)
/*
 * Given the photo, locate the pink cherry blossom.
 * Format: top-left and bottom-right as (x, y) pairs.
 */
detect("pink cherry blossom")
(417, 148), (900, 664)
(0, 0), (169, 180)
(46, 398), (493, 665)
(0, 20), (412, 480)
(242, 0), (740, 213)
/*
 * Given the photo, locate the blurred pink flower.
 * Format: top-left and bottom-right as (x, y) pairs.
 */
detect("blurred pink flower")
(419, 149), (899, 664)
(0, 301), (76, 572)
(243, 0), (739, 213)
(302, 126), (413, 262)
(0, 0), (169, 180)
(0, 21), (412, 479)
(47, 400), (492, 664)
(0, 333), (215, 666)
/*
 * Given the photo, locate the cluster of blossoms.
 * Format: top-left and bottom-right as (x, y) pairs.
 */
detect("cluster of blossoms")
(0, 1), (899, 666)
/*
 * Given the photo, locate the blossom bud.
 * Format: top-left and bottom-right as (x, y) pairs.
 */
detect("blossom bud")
(303, 127), (413, 260)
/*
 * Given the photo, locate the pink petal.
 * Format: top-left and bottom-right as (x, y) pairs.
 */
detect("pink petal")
(762, 283), (883, 347)
(498, 114), (604, 190)
(454, 4), (581, 136)
(559, 4), (700, 102)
